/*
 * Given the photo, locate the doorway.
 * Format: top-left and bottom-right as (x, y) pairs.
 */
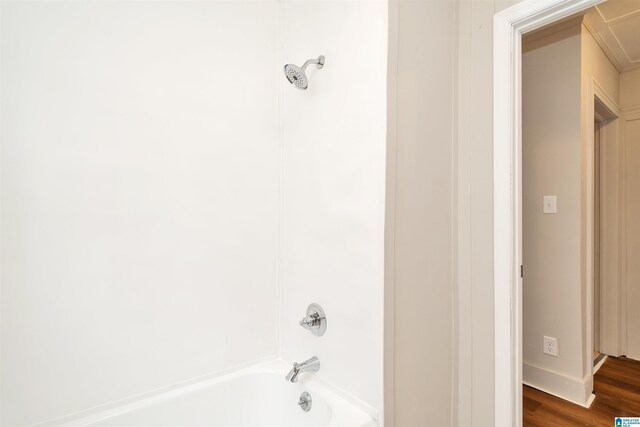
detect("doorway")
(493, 0), (640, 423)
(594, 118), (601, 364)
(494, 0), (640, 423)
(493, 0), (605, 424)
(519, 16), (628, 423)
(592, 95), (620, 372)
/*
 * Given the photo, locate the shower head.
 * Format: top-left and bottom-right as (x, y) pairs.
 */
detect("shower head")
(284, 55), (325, 90)
(284, 64), (309, 90)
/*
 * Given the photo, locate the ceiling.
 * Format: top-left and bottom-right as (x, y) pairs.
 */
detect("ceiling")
(584, 0), (640, 72)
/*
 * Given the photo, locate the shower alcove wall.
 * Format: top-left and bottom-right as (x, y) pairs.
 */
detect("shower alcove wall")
(0, 1), (386, 425)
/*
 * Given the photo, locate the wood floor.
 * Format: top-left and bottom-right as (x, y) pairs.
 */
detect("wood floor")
(524, 357), (640, 426)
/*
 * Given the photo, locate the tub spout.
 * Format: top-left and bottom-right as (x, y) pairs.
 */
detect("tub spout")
(285, 356), (320, 383)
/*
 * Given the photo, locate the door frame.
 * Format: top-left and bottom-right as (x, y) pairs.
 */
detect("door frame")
(493, 0), (603, 424)
(592, 90), (623, 359)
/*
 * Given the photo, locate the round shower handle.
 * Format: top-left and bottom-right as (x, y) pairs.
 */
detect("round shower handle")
(298, 303), (327, 336)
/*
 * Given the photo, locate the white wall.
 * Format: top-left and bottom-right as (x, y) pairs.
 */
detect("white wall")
(625, 117), (640, 359)
(455, 1), (519, 424)
(1, 2), (279, 425)
(620, 68), (640, 109)
(521, 21), (621, 406)
(279, 0), (387, 416)
(620, 68), (640, 360)
(522, 24), (584, 390)
(582, 28), (620, 105)
(385, 0), (455, 425)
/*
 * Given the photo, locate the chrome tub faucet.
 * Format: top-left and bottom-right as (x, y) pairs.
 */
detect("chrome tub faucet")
(285, 356), (320, 383)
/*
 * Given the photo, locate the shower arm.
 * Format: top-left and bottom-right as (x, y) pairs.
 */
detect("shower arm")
(301, 56), (325, 70)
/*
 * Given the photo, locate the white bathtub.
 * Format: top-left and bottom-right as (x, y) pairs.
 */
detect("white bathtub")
(46, 360), (378, 427)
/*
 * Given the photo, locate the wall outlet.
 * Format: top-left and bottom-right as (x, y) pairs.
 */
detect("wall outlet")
(543, 336), (558, 356)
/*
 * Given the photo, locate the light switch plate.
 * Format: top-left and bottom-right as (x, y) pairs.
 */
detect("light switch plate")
(543, 196), (557, 214)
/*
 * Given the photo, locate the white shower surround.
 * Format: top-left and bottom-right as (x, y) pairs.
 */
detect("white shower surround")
(0, 0), (387, 425)
(279, 0), (387, 417)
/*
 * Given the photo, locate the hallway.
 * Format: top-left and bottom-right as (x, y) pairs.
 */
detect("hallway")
(524, 357), (640, 426)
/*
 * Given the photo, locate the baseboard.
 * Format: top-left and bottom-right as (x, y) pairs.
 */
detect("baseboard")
(523, 361), (595, 408)
(593, 355), (608, 374)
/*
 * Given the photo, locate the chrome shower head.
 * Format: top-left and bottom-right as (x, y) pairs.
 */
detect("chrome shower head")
(284, 55), (325, 90)
(284, 64), (308, 89)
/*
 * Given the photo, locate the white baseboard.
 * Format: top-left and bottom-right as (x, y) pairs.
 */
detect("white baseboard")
(523, 362), (595, 408)
(593, 355), (608, 374)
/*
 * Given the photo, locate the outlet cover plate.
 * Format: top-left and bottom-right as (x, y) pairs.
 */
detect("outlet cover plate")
(544, 336), (558, 356)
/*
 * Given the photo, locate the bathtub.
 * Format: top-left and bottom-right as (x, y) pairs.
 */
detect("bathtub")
(45, 360), (378, 427)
